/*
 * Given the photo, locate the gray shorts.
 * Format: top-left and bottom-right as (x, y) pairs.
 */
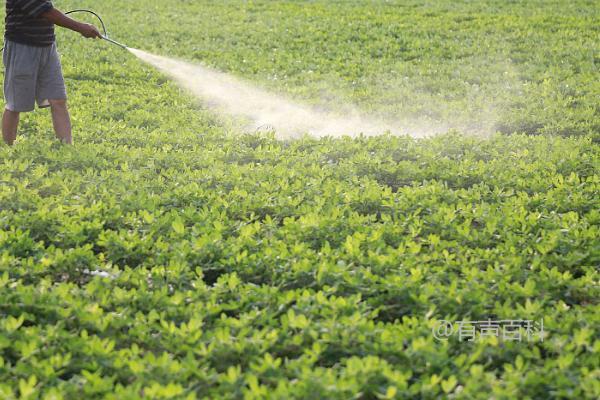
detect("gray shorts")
(2, 39), (67, 112)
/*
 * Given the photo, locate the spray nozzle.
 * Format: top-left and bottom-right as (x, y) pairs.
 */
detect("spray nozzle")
(101, 35), (128, 50)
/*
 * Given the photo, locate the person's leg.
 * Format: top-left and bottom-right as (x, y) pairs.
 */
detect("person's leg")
(3, 41), (34, 146)
(2, 108), (20, 146)
(49, 99), (72, 144)
(37, 43), (71, 144)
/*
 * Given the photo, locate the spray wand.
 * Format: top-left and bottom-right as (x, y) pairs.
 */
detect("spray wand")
(101, 35), (128, 50)
(65, 9), (128, 50)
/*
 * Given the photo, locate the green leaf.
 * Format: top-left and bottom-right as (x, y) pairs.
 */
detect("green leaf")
(172, 219), (185, 235)
(441, 376), (457, 394)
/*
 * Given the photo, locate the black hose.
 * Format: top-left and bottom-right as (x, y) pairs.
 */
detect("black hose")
(64, 9), (108, 37)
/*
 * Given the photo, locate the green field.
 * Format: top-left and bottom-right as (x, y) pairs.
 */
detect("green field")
(1, 0), (599, 399)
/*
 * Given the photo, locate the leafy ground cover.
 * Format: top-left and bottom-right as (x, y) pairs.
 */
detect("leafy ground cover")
(1, 0), (599, 399)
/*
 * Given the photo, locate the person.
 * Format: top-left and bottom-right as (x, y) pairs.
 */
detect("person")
(3, 0), (102, 145)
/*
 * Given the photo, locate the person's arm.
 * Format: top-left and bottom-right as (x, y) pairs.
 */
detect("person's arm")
(40, 7), (102, 38)
(17, 0), (101, 38)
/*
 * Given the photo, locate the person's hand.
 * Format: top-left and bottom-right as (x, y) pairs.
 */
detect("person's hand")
(78, 23), (102, 39)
